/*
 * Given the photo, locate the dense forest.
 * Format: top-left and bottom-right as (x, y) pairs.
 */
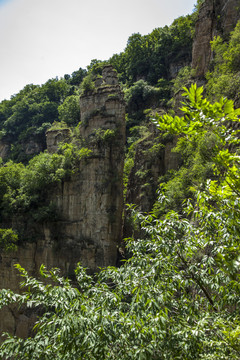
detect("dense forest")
(0, 0), (240, 358)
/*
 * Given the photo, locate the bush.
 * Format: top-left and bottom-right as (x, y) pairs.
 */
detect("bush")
(207, 21), (240, 101)
(80, 74), (95, 94)
(58, 95), (80, 126)
(0, 228), (18, 252)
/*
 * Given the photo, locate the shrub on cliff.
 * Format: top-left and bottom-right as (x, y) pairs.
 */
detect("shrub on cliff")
(0, 86), (240, 359)
(124, 80), (164, 130)
(0, 228), (18, 252)
(206, 21), (240, 102)
(80, 74), (96, 95)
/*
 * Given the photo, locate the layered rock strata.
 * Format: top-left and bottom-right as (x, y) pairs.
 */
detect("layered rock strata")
(192, 0), (240, 77)
(0, 65), (125, 337)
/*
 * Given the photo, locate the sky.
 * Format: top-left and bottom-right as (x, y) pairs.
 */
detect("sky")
(0, 0), (196, 101)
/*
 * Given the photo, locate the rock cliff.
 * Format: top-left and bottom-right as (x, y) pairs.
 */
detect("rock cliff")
(126, 132), (180, 214)
(0, 137), (45, 162)
(1, 0), (239, 339)
(0, 65), (125, 337)
(192, 0), (240, 77)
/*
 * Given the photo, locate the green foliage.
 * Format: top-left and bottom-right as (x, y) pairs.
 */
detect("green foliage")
(0, 77), (76, 162)
(58, 95), (80, 126)
(80, 74), (96, 94)
(123, 156), (134, 197)
(109, 52), (128, 84)
(31, 202), (59, 223)
(1, 86), (240, 359)
(1, 189), (240, 358)
(206, 21), (240, 101)
(64, 67), (87, 86)
(57, 143), (92, 169)
(87, 59), (108, 76)
(0, 160), (25, 216)
(93, 128), (117, 145)
(0, 228), (18, 252)
(124, 80), (163, 129)
(0, 144), (91, 222)
(152, 83), (240, 213)
(47, 121), (70, 131)
(171, 65), (193, 95)
(122, 126), (150, 198)
(155, 131), (219, 213)
(154, 83), (240, 137)
(110, 14), (194, 85)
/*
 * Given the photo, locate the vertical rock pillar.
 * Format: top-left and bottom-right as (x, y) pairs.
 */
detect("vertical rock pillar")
(77, 65), (125, 269)
(53, 65), (125, 271)
(26, 64), (126, 273)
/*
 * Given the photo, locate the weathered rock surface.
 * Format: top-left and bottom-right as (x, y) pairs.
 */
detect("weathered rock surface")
(0, 136), (45, 162)
(192, 0), (240, 77)
(169, 57), (191, 79)
(126, 131), (180, 214)
(46, 128), (71, 153)
(0, 139), (10, 160)
(0, 65), (125, 338)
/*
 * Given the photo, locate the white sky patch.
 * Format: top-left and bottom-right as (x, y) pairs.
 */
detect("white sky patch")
(0, 0), (196, 101)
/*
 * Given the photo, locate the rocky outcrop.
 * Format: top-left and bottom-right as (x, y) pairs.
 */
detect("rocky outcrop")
(48, 66), (125, 271)
(126, 131), (180, 214)
(24, 139), (45, 156)
(46, 128), (71, 153)
(192, 0), (240, 77)
(169, 58), (191, 79)
(0, 139), (10, 160)
(0, 65), (125, 337)
(0, 136), (45, 162)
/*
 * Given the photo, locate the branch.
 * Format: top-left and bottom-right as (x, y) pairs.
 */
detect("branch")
(177, 251), (218, 312)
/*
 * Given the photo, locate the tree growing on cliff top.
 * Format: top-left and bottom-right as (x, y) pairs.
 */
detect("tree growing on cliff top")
(0, 85), (240, 359)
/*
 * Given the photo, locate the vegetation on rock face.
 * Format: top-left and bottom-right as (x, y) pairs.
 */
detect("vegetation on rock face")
(0, 228), (18, 252)
(206, 21), (240, 102)
(1, 86), (240, 359)
(80, 73), (96, 95)
(1, 2), (240, 358)
(0, 144), (91, 230)
(124, 80), (169, 127)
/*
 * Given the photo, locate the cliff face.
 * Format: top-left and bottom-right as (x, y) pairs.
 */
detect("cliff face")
(125, 133), (180, 215)
(49, 65), (125, 271)
(46, 128), (71, 153)
(1, 1), (239, 338)
(0, 137), (45, 162)
(0, 140), (10, 159)
(0, 65), (125, 337)
(192, 0), (240, 77)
